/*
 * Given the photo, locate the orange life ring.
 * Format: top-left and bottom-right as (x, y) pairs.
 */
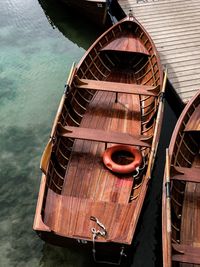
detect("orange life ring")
(103, 145), (142, 174)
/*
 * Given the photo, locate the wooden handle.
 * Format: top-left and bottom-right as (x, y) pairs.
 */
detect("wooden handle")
(165, 148), (170, 185)
(40, 139), (53, 174)
(165, 148), (171, 230)
(40, 62), (76, 175)
(50, 62), (76, 138)
(146, 68), (168, 178)
(165, 148), (172, 267)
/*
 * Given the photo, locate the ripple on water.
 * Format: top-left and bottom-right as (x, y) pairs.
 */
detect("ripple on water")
(0, 1), (178, 266)
(0, 1), (89, 266)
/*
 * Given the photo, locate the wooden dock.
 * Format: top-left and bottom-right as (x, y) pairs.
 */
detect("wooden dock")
(119, 0), (200, 103)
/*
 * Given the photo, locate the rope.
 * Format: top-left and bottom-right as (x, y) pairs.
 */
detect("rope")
(90, 216), (126, 265)
(90, 216), (107, 238)
(133, 157), (146, 178)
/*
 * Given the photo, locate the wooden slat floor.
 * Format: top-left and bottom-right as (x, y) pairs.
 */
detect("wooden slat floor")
(180, 153), (200, 266)
(118, 0), (200, 103)
(62, 90), (141, 203)
(44, 189), (137, 242)
(44, 90), (143, 243)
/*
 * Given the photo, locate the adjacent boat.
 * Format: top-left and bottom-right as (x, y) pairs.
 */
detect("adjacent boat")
(33, 15), (165, 264)
(162, 90), (200, 267)
(57, 0), (125, 27)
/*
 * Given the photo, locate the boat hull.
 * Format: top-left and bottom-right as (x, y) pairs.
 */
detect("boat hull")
(36, 228), (129, 261)
(34, 16), (164, 263)
(162, 90), (200, 267)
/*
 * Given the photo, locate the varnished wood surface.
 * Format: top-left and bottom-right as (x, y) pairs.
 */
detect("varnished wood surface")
(185, 105), (200, 131)
(162, 90), (200, 267)
(171, 166), (200, 183)
(58, 124), (151, 147)
(179, 154), (200, 267)
(119, 0), (200, 103)
(62, 90), (141, 200)
(100, 34), (150, 55)
(44, 189), (137, 243)
(172, 244), (200, 265)
(75, 77), (159, 96)
(34, 16), (163, 251)
(47, 90), (143, 244)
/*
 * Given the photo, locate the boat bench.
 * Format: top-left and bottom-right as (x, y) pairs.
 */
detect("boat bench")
(184, 105), (200, 132)
(57, 123), (151, 148)
(171, 166), (200, 183)
(74, 76), (160, 97)
(172, 243), (200, 265)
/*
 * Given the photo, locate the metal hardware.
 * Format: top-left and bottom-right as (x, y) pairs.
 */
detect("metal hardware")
(166, 181), (171, 198)
(133, 157), (145, 178)
(90, 216), (107, 236)
(133, 166), (140, 178)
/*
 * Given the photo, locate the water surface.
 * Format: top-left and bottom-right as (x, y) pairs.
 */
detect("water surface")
(0, 1), (98, 266)
(0, 1), (178, 266)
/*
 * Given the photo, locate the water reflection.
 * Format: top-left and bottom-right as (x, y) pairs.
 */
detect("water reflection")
(0, 0), (90, 266)
(38, 0), (101, 50)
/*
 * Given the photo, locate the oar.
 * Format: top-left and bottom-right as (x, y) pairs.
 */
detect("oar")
(40, 139), (53, 175)
(40, 62), (76, 174)
(146, 68), (168, 179)
(165, 148), (172, 267)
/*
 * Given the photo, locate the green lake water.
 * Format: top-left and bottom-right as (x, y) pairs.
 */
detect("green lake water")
(0, 0), (99, 266)
(0, 1), (178, 266)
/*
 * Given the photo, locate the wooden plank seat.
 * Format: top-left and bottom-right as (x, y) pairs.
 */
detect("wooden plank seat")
(44, 189), (137, 243)
(57, 123), (152, 147)
(171, 165), (200, 183)
(184, 105), (200, 132)
(100, 35), (151, 56)
(74, 76), (160, 97)
(172, 243), (200, 265)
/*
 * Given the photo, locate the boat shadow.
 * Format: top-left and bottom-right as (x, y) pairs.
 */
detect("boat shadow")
(38, 0), (101, 50)
(40, 242), (131, 267)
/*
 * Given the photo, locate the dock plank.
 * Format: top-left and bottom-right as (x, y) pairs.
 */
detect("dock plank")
(119, 0), (200, 103)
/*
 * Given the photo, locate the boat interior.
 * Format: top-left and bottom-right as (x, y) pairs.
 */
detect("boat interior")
(40, 20), (162, 243)
(170, 100), (200, 265)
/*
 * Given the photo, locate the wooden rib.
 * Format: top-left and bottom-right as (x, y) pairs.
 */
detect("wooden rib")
(88, 55), (107, 78)
(74, 77), (159, 96)
(171, 196), (182, 207)
(136, 66), (152, 81)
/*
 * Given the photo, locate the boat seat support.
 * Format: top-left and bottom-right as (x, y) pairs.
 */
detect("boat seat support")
(74, 76), (160, 97)
(171, 165), (200, 183)
(57, 123), (152, 148)
(172, 243), (200, 265)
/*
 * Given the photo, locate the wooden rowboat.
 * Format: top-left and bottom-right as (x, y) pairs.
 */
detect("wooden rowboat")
(34, 15), (165, 263)
(162, 90), (200, 267)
